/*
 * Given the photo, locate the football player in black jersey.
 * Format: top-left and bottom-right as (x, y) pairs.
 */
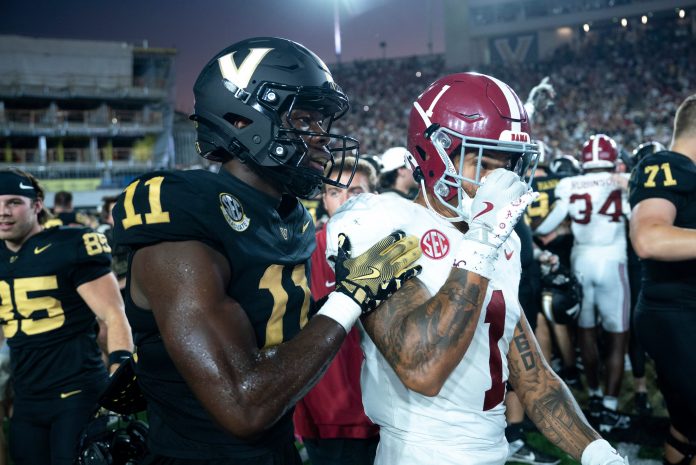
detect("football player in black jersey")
(112, 37), (421, 465)
(0, 168), (133, 465)
(629, 94), (696, 465)
(44, 190), (92, 228)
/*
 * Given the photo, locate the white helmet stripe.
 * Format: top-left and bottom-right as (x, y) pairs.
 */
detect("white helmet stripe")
(592, 134), (601, 161)
(487, 75), (521, 133)
(413, 100), (432, 128)
(425, 85), (451, 117)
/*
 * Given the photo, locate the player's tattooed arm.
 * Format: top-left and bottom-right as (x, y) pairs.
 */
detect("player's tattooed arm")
(361, 268), (488, 396)
(508, 314), (600, 460)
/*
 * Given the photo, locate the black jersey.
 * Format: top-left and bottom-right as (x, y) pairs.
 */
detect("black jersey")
(112, 169), (315, 459)
(44, 211), (91, 228)
(629, 151), (696, 306)
(0, 226), (112, 398)
(527, 174), (564, 230)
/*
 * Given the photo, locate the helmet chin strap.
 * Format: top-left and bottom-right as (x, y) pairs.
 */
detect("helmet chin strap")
(420, 178), (471, 224)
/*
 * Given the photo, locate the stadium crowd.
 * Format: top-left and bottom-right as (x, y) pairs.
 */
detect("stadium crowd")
(331, 21), (695, 159)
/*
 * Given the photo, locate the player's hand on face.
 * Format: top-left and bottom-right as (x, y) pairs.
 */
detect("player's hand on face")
(334, 230), (422, 314)
(453, 169), (538, 279)
(467, 169), (538, 249)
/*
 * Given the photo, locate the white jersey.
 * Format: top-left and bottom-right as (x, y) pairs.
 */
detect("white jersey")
(326, 193), (523, 465)
(554, 172), (629, 260)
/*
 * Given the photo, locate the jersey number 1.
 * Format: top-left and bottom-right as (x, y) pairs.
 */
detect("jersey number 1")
(484, 290), (506, 411)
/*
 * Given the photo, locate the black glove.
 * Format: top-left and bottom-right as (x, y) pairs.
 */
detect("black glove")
(334, 230), (422, 314)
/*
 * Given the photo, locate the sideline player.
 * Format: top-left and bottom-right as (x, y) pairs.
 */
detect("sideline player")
(0, 168), (132, 465)
(630, 94), (696, 465)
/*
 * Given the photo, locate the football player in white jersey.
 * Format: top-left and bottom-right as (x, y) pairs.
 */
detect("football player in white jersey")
(326, 73), (626, 465)
(536, 134), (632, 433)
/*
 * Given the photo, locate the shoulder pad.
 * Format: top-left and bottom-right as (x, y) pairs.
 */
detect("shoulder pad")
(112, 171), (208, 249)
(327, 193), (409, 261)
(48, 226), (112, 268)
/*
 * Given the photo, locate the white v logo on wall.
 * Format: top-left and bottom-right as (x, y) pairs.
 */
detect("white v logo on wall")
(218, 48), (273, 91)
(490, 35), (536, 64)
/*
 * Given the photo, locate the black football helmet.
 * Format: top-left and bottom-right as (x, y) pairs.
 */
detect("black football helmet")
(548, 155), (582, 177)
(541, 266), (582, 325)
(191, 37), (359, 199)
(77, 413), (149, 465)
(632, 141), (666, 163)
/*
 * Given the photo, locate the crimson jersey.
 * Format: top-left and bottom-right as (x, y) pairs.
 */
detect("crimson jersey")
(629, 151), (696, 305)
(113, 169), (315, 459)
(0, 226), (111, 398)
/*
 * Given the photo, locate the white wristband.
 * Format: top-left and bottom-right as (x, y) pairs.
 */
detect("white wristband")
(581, 439), (626, 465)
(316, 292), (361, 333)
(452, 238), (498, 280)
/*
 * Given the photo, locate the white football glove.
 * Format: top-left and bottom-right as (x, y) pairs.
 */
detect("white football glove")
(582, 439), (629, 465)
(452, 169), (538, 279)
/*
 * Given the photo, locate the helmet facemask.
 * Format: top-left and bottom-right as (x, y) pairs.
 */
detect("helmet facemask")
(236, 83), (359, 199)
(418, 124), (539, 222)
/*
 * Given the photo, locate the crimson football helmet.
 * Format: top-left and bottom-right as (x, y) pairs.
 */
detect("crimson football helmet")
(406, 72), (539, 221)
(580, 134), (619, 170)
(191, 37), (358, 199)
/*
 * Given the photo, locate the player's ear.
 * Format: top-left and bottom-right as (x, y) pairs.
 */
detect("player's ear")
(33, 198), (43, 214)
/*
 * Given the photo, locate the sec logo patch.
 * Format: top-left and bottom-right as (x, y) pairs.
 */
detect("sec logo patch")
(220, 193), (251, 232)
(420, 229), (450, 259)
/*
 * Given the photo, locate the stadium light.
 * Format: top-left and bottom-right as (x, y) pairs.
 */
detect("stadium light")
(621, 18), (628, 27)
(583, 23), (590, 32)
(334, 0), (342, 62)
(678, 8), (686, 18)
(641, 15), (648, 24)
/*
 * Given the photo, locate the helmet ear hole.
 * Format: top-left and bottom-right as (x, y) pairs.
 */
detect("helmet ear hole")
(223, 113), (252, 128)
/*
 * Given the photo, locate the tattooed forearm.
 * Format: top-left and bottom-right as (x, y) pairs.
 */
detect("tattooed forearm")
(362, 268), (488, 392)
(509, 317), (600, 460)
(512, 322), (536, 371)
(508, 317), (599, 460)
(526, 377), (599, 458)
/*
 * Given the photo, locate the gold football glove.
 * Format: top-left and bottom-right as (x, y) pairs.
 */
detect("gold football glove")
(334, 230), (422, 314)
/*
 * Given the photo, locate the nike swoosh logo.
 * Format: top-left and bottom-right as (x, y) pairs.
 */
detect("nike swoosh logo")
(353, 267), (381, 281)
(60, 389), (82, 399)
(19, 182), (33, 190)
(504, 249), (513, 260)
(302, 221), (311, 233)
(472, 201), (494, 221)
(325, 280), (336, 287)
(34, 244), (52, 254)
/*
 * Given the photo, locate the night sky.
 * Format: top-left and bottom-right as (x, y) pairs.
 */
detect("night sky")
(0, 0), (445, 112)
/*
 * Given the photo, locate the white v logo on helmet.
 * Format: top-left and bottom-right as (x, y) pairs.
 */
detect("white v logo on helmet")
(218, 48), (273, 91)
